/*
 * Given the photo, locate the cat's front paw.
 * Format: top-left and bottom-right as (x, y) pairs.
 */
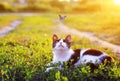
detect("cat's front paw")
(45, 67), (53, 73)
(45, 68), (50, 73)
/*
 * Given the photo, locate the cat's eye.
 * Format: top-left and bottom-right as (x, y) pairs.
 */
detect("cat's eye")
(63, 40), (66, 42)
(56, 39), (60, 42)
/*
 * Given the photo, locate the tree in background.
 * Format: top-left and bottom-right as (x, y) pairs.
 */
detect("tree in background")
(0, 0), (103, 12)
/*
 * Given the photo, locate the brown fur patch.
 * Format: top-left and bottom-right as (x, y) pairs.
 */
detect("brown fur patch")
(52, 39), (60, 48)
(63, 39), (71, 48)
(83, 49), (103, 56)
(86, 62), (98, 71)
(67, 49), (81, 67)
(100, 56), (112, 65)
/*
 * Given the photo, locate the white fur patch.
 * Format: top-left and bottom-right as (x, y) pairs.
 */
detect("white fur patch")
(53, 39), (69, 51)
(75, 49), (87, 66)
(52, 49), (74, 63)
(79, 54), (105, 64)
(75, 49), (106, 66)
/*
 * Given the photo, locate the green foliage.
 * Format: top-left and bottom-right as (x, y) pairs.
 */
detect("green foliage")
(0, 14), (120, 81)
(41, 62), (120, 81)
(0, 15), (20, 29)
(0, 0), (102, 13)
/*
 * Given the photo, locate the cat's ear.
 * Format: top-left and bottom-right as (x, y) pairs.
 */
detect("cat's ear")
(65, 35), (71, 42)
(53, 34), (58, 41)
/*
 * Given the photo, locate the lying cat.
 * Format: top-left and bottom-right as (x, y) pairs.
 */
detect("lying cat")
(45, 34), (113, 72)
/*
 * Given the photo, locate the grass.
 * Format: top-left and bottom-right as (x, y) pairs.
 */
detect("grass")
(0, 15), (20, 29)
(64, 11), (120, 45)
(0, 14), (120, 81)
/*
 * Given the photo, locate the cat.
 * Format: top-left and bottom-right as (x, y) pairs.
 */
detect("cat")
(59, 15), (66, 21)
(45, 34), (113, 72)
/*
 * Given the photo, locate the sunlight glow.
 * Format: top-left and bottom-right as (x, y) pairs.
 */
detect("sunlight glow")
(59, 0), (64, 2)
(66, 0), (70, 2)
(59, 0), (78, 2)
(114, 0), (120, 5)
(74, 0), (79, 2)
(59, 0), (70, 2)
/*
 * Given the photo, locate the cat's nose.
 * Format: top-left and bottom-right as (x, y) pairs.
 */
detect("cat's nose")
(60, 42), (62, 45)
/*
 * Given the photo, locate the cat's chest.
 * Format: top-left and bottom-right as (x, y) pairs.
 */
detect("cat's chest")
(53, 57), (69, 63)
(53, 54), (71, 63)
(52, 50), (73, 63)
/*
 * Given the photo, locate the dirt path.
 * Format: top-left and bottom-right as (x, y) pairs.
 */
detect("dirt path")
(54, 20), (120, 56)
(0, 19), (23, 37)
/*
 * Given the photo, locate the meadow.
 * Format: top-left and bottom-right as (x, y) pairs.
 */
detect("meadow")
(64, 11), (120, 45)
(0, 15), (20, 29)
(0, 14), (120, 81)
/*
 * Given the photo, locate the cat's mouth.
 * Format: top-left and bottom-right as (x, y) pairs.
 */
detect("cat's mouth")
(59, 45), (64, 48)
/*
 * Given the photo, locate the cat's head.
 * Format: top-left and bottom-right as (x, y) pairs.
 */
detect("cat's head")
(52, 34), (71, 51)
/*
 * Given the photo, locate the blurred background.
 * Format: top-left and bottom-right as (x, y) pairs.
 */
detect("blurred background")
(1, 0), (120, 45)
(0, 0), (120, 13)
